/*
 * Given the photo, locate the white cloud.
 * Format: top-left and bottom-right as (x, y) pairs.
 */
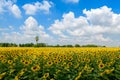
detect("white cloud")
(0, 5), (120, 46)
(9, 26), (14, 30)
(0, 0), (21, 18)
(83, 6), (113, 27)
(91, 34), (111, 42)
(0, 26), (14, 31)
(0, 28), (9, 31)
(20, 16), (50, 38)
(0, 0), (12, 13)
(64, 0), (79, 3)
(0, 16), (52, 43)
(83, 6), (120, 34)
(9, 4), (21, 18)
(49, 11), (88, 37)
(0, 0), (5, 13)
(22, 4), (37, 15)
(49, 6), (120, 46)
(22, 1), (53, 15)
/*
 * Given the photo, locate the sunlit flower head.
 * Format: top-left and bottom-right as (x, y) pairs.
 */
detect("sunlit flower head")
(98, 63), (105, 69)
(8, 60), (13, 64)
(31, 65), (40, 72)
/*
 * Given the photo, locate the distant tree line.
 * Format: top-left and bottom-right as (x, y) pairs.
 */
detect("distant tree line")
(0, 43), (17, 47)
(0, 43), (106, 47)
(19, 43), (47, 47)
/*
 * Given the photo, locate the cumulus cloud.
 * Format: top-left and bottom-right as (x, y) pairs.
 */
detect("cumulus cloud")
(64, 0), (79, 3)
(83, 6), (113, 27)
(49, 12), (88, 37)
(83, 6), (120, 34)
(0, 0), (5, 13)
(49, 6), (120, 46)
(0, 26), (14, 31)
(0, 5), (120, 46)
(20, 16), (50, 38)
(9, 4), (21, 18)
(0, 0), (21, 18)
(0, 16), (52, 43)
(22, 1), (53, 15)
(49, 11), (88, 37)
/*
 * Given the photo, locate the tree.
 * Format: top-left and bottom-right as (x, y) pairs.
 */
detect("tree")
(55, 44), (60, 47)
(82, 44), (98, 47)
(37, 43), (47, 47)
(66, 45), (73, 47)
(35, 36), (39, 44)
(75, 44), (80, 47)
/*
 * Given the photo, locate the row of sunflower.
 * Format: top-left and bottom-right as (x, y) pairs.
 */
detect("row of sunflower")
(0, 47), (120, 80)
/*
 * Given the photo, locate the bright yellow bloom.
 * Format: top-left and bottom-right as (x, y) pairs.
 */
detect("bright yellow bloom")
(31, 65), (40, 72)
(105, 68), (114, 74)
(56, 70), (61, 74)
(0, 55), (5, 60)
(67, 62), (73, 67)
(43, 73), (49, 78)
(0, 72), (6, 79)
(0, 47), (120, 79)
(2, 59), (7, 63)
(47, 61), (53, 66)
(98, 62), (105, 69)
(74, 64), (79, 69)
(14, 76), (19, 80)
(23, 61), (30, 66)
(9, 69), (16, 74)
(50, 78), (55, 80)
(8, 60), (13, 64)
(74, 72), (82, 80)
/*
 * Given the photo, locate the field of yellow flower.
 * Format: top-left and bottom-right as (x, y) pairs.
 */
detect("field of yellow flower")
(0, 47), (120, 80)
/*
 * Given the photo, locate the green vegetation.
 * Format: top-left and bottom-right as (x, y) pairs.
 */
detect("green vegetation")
(0, 43), (106, 47)
(0, 48), (120, 80)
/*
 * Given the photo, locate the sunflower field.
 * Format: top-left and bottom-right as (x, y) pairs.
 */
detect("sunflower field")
(0, 47), (120, 80)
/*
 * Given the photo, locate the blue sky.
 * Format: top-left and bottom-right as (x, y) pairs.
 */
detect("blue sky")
(0, 0), (120, 46)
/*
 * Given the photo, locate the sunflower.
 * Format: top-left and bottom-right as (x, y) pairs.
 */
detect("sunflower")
(29, 60), (32, 64)
(47, 61), (53, 66)
(98, 62), (105, 69)
(1, 59), (7, 64)
(13, 57), (18, 61)
(117, 54), (120, 59)
(43, 73), (49, 78)
(105, 69), (111, 74)
(18, 68), (27, 76)
(58, 59), (62, 62)
(0, 72), (6, 79)
(21, 68), (27, 72)
(105, 68), (114, 74)
(33, 55), (37, 60)
(0, 55), (5, 60)
(56, 70), (61, 74)
(74, 64), (79, 69)
(9, 69), (16, 74)
(31, 65), (40, 72)
(50, 78), (55, 80)
(14, 75), (19, 80)
(100, 72), (104, 76)
(97, 59), (103, 64)
(8, 60), (13, 64)
(74, 72), (82, 80)
(67, 62), (73, 67)
(20, 59), (25, 63)
(68, 57), (73, 61)
(61, 62), (66, 67)
(63, 56), (67, 60)
(23, 61), (30, 66)
(54, 60), (59, 64)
